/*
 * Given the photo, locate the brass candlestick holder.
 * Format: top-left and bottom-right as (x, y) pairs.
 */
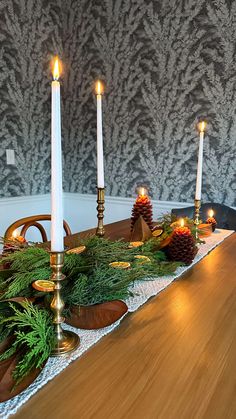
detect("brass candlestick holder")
(96, 187), (105, 237)
(194, 199), (201, 240)
(50, 251), (80, 356)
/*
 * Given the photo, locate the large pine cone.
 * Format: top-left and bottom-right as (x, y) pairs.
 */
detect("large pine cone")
(168, 229), (197, 265)
(206, 218), (217, 232)
(131, 197), (153, 232)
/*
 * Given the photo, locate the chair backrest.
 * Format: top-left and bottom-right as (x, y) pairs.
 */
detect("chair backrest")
(4, 214), (72, 242)
(171, 203), (236, 230)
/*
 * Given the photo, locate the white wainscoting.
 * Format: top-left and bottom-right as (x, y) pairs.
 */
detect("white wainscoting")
(0, 193), (192, 244)
(64, 193), (193, 234)
(0, 194), (51, 244)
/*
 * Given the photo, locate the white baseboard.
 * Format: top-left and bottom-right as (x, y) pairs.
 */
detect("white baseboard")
(64, 193), (192, 234)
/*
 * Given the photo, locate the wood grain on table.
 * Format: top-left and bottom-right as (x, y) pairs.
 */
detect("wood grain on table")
(13, 224), (236, 419)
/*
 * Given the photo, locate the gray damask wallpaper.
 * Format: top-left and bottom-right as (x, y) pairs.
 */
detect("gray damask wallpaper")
(0, 0), (63, 197)
(0, 0), (236, 205)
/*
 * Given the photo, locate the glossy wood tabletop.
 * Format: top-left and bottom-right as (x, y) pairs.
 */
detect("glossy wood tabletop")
(14, 226), (236, 419)
(63, 218), (132, 247)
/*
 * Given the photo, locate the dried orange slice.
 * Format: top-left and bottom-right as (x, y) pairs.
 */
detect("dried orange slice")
(66, 245), (86, 255)
(32, 280), (55, 292)
(109, 261), (131, 269)
(198, 223), (212, 237)
(152, 229), (163, 237)
(134, 255), (151, 262)
(128, 241), (144, 248)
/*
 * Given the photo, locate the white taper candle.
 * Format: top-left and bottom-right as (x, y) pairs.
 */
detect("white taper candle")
(195, 122), (205, 201)
(51, 58), (64, 251)
(96, 80), (105, 188)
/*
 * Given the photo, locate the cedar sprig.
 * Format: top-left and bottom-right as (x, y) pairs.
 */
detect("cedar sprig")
(63, 266), (138, 307)
(64, 253), (92, 278)
(0, 247), (51, 298)
(1, 267), (51, 299)
(63, 257), (180, 307)
(0, 247), (50, 271)
(81, 236), (137, 264)
(0, 301), (55, 384)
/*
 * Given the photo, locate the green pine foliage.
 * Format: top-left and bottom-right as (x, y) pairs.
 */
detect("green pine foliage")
(63, 266), (138, 306)
(0, 247), (51, 299)
(80, 235), (138, 264)
(62, 257), (180, 307)
(0, 247), (50, 271)
(0, 301), (55, 384)
(2, 268), (51, 299)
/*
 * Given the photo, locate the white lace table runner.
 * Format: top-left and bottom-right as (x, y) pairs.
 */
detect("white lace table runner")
(0, 229), (234, 418)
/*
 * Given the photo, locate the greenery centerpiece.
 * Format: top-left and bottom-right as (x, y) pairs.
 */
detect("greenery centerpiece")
(0, 214), (200, 398)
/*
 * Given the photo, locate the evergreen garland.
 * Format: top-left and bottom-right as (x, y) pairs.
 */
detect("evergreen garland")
(0, 216), (200, 388)
(0, 231), (182, 304)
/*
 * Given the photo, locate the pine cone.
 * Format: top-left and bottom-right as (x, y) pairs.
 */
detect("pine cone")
(206, 217), (217, 232)
(131, 196), (153, 232)
(168, 227), (197, 265)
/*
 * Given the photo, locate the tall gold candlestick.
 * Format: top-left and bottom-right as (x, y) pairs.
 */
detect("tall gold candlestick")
(50, 252), (79, 356)
(194, 199), (201, 240)
(96, 188), (105, 237)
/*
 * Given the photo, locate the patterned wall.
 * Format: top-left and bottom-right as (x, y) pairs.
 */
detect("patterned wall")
(1, 0), (236, 205)
(0, 0), (63, 197)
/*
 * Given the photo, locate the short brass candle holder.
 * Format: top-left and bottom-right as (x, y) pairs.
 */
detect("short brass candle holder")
(96, 187), (105, 237)
(50, 251), (80, 356)
(194, 199), (201, 240)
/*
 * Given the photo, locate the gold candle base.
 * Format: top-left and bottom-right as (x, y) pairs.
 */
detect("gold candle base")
(50, 252), (80, 356)
(96, 187), (105, 237)
(194, 199), (201, 240)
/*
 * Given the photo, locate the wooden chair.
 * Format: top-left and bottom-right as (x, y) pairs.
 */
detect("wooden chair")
(171, 203), (236, 230)
(4, 215), (72, 242)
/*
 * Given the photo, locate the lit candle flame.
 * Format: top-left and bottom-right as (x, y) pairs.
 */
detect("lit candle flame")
(199, 121), (206, 133)
(137, 186), (147, 197)
(53, 57), (60, 80)
(12, 229), (20, 239)
(209, 209), (214, 218)
(180, 218), (184, 227)
(95, 80), (104, 95)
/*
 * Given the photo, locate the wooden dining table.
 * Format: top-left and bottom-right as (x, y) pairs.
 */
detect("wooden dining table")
(13, 220), (236, 419)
